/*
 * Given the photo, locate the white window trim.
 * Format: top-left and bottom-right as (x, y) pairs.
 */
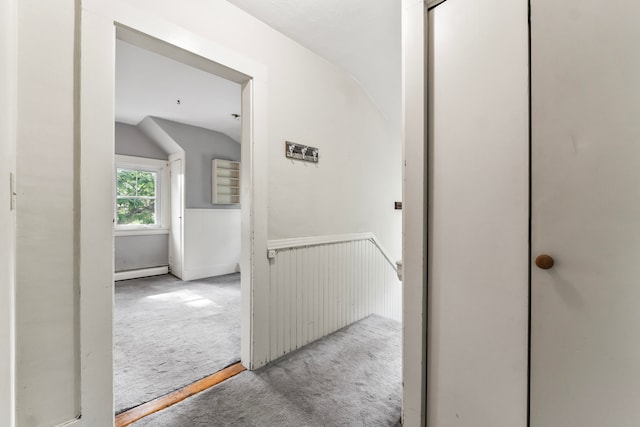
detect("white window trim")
(114, 154), (170, 235)
(113, 228), (169, 237)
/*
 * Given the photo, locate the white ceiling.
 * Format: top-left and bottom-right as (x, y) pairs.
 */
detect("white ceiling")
(115, 40), (242, 142)
(225, 0), (402, 132)
(115, 1), (402, 142)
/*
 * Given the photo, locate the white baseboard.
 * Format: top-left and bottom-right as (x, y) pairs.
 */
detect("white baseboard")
(114, 266), (169, 281)
(182, 263), (239, 281)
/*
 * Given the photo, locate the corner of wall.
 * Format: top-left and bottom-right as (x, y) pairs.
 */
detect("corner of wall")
(138, 116), (184, 155)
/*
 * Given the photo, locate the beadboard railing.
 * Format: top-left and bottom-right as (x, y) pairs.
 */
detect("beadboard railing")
(266, 233), (401, 361)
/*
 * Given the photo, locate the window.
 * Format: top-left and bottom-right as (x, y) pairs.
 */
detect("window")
(116, 168), (158, 226)
(114, 155), (169, 233)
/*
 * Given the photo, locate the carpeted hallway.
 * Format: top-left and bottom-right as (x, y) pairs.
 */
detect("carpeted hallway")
(133, 314), (401, 426)
(114, 273), (241, 414)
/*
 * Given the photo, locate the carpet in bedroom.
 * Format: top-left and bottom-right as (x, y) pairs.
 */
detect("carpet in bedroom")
(114, 273), (241, 414)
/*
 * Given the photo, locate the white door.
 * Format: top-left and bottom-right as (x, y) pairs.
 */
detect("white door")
(530, 1), (640, 425)
(169, 157), (183, 279)
(427, 0), (529, 425)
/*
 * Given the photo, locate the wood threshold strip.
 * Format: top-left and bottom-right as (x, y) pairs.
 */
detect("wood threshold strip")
(115, 362), (246, 427)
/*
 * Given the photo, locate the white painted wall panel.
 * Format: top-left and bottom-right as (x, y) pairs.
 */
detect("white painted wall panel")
(428, 0), (529, 425)
(15, 1), (79, 425)
(183, 209), (241, 280)
(267, 237), (401, 361)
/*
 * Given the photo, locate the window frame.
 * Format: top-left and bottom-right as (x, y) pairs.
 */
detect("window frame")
(114, 154), (169, 235)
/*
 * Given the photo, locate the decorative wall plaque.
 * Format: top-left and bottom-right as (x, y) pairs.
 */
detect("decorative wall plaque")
(285, 141), (319, 163)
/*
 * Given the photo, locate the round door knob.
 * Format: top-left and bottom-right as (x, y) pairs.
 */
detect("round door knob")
(535, 254), (554, 270)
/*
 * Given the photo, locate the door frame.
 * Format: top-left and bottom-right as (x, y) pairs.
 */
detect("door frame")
(401, 0), (428, 425)
(0, 0), (17, 425)
(168, 154), (184, 279)
(402, 1), (531, 426)
(79, 1), (269, 424)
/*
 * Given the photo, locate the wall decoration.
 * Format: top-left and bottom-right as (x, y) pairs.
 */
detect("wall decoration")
(285, 141), (319, 163)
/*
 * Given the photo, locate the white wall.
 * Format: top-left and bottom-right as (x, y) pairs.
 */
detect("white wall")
(12, 0), (403, 424)
(15, 1), (79, 426)
(1, 0), (17, 426)
(427, 0), (529, 426)
(183, 209), (241, 280)
(118, 0), (403, 368)
(124, 0), (403, 261)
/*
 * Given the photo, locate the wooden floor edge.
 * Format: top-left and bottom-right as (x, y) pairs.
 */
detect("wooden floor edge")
(115, 362), (246, 427)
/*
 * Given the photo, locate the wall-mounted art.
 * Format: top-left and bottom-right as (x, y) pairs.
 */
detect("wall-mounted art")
(285, 141), (319, 163)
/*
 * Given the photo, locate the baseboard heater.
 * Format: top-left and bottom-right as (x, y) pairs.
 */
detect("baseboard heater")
(114, 266), (169, 281)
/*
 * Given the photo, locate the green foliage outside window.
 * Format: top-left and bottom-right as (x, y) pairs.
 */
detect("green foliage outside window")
(116, 168), (157, 225)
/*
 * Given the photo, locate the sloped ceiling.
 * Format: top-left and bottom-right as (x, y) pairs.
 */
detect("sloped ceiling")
(116, 1), (402, 141)
(115, 40), (242, 142)
(225, 0), (402, 133)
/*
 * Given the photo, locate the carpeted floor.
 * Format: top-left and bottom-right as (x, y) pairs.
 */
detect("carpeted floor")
(133, 314), (401, 427)
(114, 273), (241, 414)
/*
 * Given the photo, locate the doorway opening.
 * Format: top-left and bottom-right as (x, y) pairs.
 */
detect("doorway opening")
(112, 28), (250, 417)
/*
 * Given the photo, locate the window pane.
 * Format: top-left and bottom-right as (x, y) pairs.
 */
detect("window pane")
(136, 171), (156, 197)
(117, 198), (156, 225)
(117, 169), (138, 197)
(116, 169), (156, 197)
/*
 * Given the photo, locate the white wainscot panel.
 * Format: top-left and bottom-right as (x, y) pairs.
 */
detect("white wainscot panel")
(267, 235), (401, 361)
(183, 209), (241, 281)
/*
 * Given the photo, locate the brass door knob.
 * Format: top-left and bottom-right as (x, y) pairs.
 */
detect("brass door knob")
(535, 254), (554, 270)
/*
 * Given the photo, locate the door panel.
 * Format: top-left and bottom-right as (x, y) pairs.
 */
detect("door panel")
(428, 1), (529, 425)
(530, 1), (640, 425)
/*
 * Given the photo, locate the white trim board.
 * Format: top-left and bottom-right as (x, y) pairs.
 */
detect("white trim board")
(114, 154), (166, 168)
(181, 263), (240, 282)
(114, 266), (169, 281)
(0, 0), (16, 426)
(114, 228), (169, 237)
(401, 0), (428, 425)
(268, 233), (398, 272)
(427, 0), (447, 9)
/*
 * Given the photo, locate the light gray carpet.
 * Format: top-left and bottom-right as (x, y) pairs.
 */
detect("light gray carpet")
(114, 273), (241, 414)
(134, 314), (401, 427)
